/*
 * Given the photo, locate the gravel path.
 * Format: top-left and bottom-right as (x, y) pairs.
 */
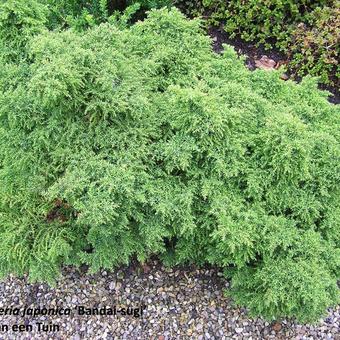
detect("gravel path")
(0, 260), (339, 339)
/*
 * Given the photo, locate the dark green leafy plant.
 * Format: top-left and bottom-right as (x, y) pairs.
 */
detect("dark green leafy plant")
(198, 0), (328, 50)
(289, 2), (340, 86)
(0, 5), (339, 323)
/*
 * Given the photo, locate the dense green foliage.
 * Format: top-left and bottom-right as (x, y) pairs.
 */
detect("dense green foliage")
(198, 0), (327, 48)
(1, 0), (170, 32)
(3, 0), (337, 85)
(0, 0), (47, 61)
(181, 0), (339, 86)
(0, 4), (339, 323)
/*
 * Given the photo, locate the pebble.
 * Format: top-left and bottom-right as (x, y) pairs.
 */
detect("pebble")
(280, 73), (289, 80)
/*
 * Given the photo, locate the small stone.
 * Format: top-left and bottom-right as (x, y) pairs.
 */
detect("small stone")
(280, 73), (289, 81)
(273, 322), (282, 332)
(255, 56), (276, 70)
(142, 264), (151, 273)
(235, 327), (243, 334)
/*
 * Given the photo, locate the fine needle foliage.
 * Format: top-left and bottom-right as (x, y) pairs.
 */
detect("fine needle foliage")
(0, 5), (339, 323)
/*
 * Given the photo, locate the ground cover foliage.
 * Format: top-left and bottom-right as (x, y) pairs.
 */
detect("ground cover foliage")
(0, 2), (339, 323)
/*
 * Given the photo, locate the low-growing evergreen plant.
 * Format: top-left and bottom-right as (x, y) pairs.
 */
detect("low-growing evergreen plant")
(0, 5), (339, 322)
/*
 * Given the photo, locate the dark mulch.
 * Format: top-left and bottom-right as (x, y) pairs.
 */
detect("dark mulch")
(208, 26), (286, 68)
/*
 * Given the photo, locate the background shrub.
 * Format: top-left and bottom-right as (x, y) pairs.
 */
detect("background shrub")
(198, 0), (328, 49)
(289, 3), (339, 86)
(0, 5), (339, 322)
(179, 0), (339, 87)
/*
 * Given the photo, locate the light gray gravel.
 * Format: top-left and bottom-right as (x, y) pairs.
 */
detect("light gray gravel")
(0, 260), (339, 339)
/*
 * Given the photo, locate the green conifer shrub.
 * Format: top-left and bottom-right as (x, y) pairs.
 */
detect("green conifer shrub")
(0, 0), (48, 61)
(0, 6), (339, 322)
